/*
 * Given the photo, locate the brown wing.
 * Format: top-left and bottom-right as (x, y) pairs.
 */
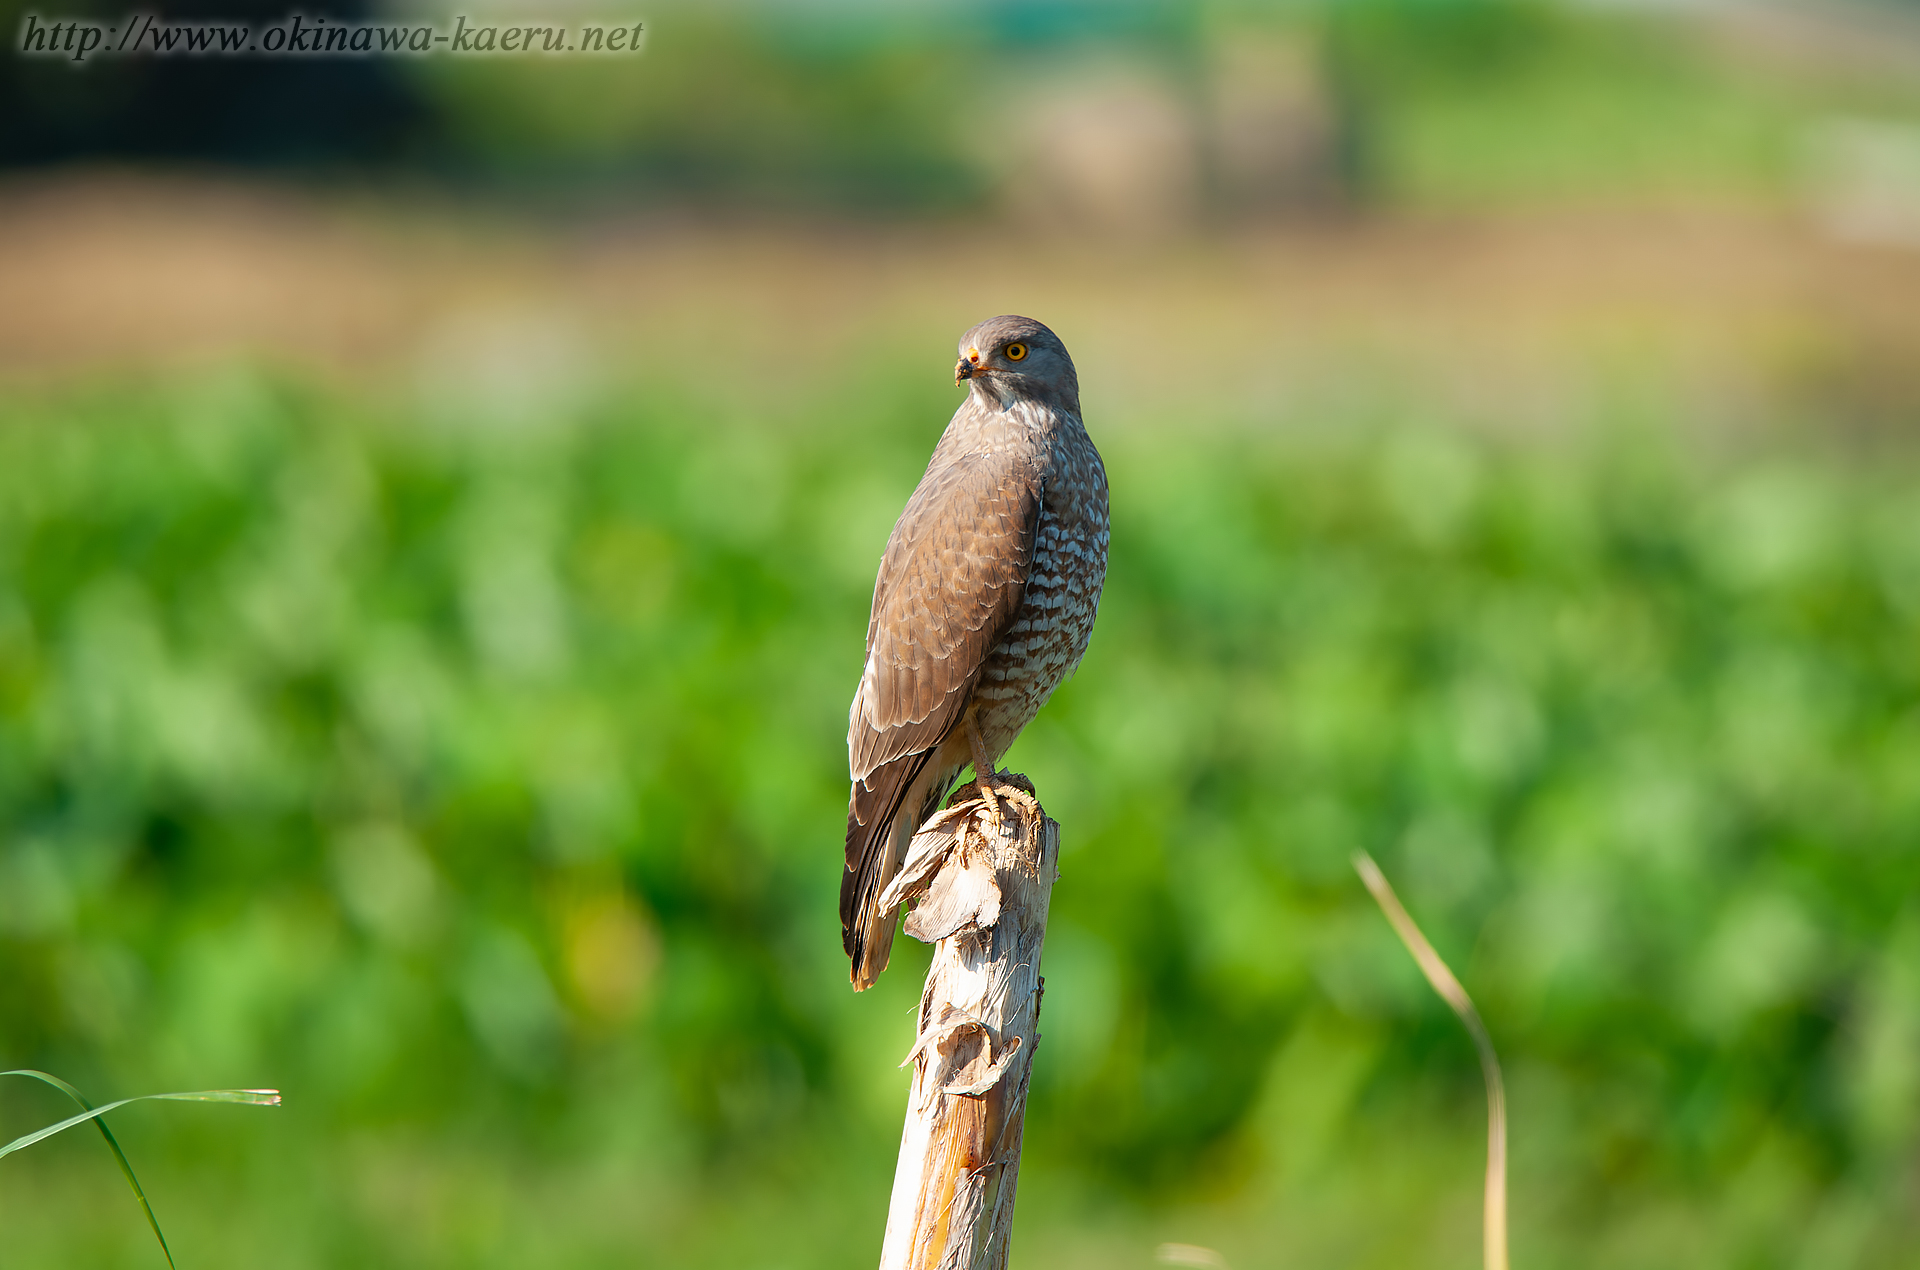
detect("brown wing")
(848, 449), (1043, 783)
(840, 449), (1041, 983)
(840, 748), (937, 979)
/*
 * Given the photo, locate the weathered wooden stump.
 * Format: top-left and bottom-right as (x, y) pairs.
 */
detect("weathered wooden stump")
(874, 774), (1059, 1270)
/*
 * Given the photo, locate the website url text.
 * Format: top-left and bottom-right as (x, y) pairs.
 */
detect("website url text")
(18, 12), (646, 62)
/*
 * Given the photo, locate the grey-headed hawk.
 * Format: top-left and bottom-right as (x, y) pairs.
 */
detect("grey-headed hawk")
(841, 315), (1109, 989)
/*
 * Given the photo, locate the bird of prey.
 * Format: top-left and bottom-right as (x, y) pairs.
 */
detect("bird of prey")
(841, 315), (1109, 990)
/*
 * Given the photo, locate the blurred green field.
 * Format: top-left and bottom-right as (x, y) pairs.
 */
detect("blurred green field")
(2, 359), (1918, 1268)
(6, 0), (1920, 1263)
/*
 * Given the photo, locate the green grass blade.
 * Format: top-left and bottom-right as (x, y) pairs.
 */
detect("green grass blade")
(2, 1070), (281, 1269)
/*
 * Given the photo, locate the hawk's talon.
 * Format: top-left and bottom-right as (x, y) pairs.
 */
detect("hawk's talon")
(975, 772), (1009, 838)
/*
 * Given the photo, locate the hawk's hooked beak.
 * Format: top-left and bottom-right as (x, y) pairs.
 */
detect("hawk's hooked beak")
(953, 347), (982, 386)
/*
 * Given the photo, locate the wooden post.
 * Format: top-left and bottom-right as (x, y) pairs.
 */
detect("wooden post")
(874, 773), (1059, 1270)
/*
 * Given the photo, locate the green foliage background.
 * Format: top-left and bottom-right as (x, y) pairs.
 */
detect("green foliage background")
(6, 2), (1920, 1264)
(2, 362), (1918, 1267)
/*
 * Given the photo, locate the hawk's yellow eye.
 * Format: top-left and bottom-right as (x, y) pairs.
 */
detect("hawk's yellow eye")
(1004, 343), (1028, 362)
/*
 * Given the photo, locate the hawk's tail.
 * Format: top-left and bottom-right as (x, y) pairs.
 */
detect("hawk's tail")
(842, 749), (951, 991)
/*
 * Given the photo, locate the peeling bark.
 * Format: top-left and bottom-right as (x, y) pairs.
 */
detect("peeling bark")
(876, 775), (1058, 1270)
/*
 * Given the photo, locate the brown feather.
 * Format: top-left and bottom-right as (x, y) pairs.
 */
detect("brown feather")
(841, 748), (964, 989)
(848, 451), (1042, 781)
(840, 449), (1042, 988)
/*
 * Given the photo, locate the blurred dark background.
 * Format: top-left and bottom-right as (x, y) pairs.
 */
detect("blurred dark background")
(13, 0), (1913, 212)
(4, 2), (1920, 1269)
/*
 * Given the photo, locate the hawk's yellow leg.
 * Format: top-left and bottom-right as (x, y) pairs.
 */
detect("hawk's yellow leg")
(966, 711), (1007, 835)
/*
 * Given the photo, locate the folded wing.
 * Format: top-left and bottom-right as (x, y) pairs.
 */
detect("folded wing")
(841, 451), (1042, 976)
(849, 450), (1043, 782)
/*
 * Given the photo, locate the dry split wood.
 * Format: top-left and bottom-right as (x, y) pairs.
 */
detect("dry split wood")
(875, 775), (1059, 1270)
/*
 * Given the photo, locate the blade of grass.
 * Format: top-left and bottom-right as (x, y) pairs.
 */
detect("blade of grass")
(1352, 852), (1508, 1270)
(2, 1070), (280, 1269)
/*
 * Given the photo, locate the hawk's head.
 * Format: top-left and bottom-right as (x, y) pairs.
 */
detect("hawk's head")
(955, 315), (1079, 413)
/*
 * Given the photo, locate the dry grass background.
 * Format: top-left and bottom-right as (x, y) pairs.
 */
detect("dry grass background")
(7, 169), (1920, 440)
